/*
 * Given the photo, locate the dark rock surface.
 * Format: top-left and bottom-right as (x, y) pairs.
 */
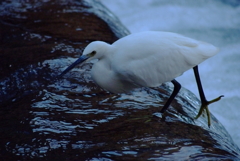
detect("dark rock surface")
(0, 0), (239, 160)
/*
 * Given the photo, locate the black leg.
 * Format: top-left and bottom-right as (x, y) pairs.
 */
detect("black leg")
(193, 66), (207, 103)
(193, 65), (223, 127)
(160, 79), (181, 113)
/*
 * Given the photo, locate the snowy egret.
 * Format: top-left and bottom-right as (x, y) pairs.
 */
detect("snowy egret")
(59, 31), (223, 127)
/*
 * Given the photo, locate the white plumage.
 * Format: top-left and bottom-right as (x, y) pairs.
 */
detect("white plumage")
(84, 31), (218, 93)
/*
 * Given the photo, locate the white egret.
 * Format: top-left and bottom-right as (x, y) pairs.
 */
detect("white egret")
(59, 31), (223, 127)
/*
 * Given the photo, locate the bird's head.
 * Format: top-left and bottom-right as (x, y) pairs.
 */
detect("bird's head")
(59, 41), (110, 78)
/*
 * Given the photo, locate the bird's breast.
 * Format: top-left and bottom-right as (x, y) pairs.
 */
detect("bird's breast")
(91, 60), (137, 93)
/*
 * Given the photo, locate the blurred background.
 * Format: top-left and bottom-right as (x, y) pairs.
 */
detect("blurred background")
(100, 0), (240, 147)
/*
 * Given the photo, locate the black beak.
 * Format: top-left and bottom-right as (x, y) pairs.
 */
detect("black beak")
(59, 55), (89, 78)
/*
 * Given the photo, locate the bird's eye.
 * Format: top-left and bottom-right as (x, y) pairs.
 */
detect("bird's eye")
(90, 51), (96, 56)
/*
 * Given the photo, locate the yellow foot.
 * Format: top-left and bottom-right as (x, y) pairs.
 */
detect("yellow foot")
(195, 95), (224, 127)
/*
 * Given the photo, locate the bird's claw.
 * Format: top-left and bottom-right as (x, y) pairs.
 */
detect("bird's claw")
(195, 95), (224, 127)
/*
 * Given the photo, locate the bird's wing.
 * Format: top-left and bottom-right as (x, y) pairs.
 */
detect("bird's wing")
(170, 33), (219, 66)
(112, 32), (219, 87)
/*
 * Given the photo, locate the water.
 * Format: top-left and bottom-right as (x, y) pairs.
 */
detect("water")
(100, 0), (240, 147)
(1, 0), (240, 159)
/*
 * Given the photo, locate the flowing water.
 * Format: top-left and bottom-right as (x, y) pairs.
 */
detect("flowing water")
(1, 0), (240, 160)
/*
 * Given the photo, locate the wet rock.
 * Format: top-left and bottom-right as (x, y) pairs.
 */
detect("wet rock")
(0, 0), (239, 160)
(0, 0), (128, 79)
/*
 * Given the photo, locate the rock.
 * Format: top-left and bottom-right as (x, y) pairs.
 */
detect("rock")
(0, 0), (239, 160)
